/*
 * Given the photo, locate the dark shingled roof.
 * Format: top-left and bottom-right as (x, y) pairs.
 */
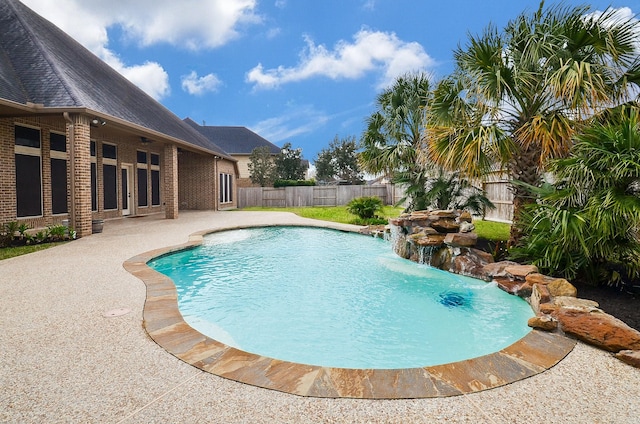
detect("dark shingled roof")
(0, 0), (232, 160)
(184, 118), (281, 155)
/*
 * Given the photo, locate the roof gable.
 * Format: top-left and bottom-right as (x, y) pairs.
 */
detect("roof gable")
(184, 118), (281, 155)
(0, 0), (232, 159)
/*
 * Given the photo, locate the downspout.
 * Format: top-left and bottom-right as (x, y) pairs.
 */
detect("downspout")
(213, 155), (219, 211)
(63, 112), (76, 231)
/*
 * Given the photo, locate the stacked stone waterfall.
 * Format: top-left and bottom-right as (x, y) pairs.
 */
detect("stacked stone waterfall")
(388, 209), (493, 277)
(383, 209), (640, 368)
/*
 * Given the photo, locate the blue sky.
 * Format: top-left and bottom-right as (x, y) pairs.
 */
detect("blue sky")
(21, 0), (640, 162)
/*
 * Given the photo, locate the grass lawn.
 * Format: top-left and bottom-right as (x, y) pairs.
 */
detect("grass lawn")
(241, 205), (404, 226)
(0, 242), (68, 260)
(241, 205), (511, 241)
(473, 220), (511, 241)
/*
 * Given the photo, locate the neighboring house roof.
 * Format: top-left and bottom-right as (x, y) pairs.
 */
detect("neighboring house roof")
(0, 0), (233, 161)
(184, 118), (281, 155)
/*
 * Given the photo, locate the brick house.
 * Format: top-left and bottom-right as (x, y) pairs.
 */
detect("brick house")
(184, 119), (281, 188)
(0, 0), (238, 237)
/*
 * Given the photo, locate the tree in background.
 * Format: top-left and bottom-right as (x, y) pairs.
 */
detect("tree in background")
(426, 2), (640, 245)
(248, 146), (275, 187)
(314, 135), (363, 184)
(273, 142), (307, 181)
(359, 72), (432, 210)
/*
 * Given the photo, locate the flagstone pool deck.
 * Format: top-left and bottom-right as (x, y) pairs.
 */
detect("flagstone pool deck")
(2, 211), (640, 423)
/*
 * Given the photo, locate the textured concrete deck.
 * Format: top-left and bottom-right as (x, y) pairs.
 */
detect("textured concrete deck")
(2, 211), (640, 423)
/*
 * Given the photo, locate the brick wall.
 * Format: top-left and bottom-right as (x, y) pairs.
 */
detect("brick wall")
(0, 118), (16, 224)
(163, 144), (178, 219)
(1, 114), (234, 231)
(1, 116), (167, 233)
(178, 150), (216, 210)
(0, 116), (70, 230)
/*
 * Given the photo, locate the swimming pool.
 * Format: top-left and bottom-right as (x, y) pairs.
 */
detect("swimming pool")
(149, 226), (534, 369)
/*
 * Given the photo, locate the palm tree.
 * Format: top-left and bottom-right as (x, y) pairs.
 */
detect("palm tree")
(425, 2), (640, 245)
(422, 168), (495, 216)
(359, 72), (432, 210)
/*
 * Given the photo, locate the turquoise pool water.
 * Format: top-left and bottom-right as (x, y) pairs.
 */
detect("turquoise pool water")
(149, 226), (533, 369)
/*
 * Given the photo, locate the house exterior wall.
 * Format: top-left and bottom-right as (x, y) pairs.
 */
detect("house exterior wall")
(177, 151), (237, 210)
(1, 116), (72, 229)
(163, 144), (178, 219)
(217, 159), (238, 210)
(0, 118), (16, 224)
(0, 116), (169, 234)
(178, 150), (216, 210)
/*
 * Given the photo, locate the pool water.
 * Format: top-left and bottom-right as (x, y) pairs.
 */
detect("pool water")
(149, 226), (533, 369)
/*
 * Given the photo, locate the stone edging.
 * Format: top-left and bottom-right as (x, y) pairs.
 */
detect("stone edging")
(123, 224), (576, 399)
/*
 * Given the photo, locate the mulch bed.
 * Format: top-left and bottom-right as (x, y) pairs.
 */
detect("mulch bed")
(574, 283), (640, 331)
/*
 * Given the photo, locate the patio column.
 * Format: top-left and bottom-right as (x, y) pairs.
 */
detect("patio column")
(66, 113), (92, 237)
(163, 144), (178, 219)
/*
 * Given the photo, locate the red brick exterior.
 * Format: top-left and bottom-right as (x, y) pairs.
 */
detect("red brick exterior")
(163, 144), (178, 219)
(1, 114), (236, 236)
(0, 119), (16, 222)
(178, 150), (237, 210)
(69, 114), (92, 237)
(178, 150), (216, 210)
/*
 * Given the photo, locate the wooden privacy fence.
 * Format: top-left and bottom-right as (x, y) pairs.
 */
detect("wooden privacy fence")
(238, 185), (391, 208)
(481, 170), (514, 223)
(238, 182), (514, 223)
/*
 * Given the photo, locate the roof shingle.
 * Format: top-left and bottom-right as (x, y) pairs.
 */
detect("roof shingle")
(0, 0), (232, 159)
(184, 118), (281, 155)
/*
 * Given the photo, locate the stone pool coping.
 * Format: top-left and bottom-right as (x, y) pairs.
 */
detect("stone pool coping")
(123, 223), (576, 399)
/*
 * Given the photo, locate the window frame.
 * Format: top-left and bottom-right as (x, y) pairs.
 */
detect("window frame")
(49, 131), (68, 215)
(14, 124), (43, 218)
(102, 142), (118, 211)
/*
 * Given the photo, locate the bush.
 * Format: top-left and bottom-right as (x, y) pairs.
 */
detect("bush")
(510, 110), (640, 287)
(346, 196), (384, 220)
(1, 222), (74, 248)
(273, 179), (316, 187)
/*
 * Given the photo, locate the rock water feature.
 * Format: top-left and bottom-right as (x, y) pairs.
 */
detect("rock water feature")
(369, 209), (640, 368)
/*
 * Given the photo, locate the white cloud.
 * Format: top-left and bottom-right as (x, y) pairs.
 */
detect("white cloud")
(266, 27), (282, 39)
(251, 105), (329, 142)
(362, 0), (376, 11)
(181, 71), (223, 95)
(20, 0), (260, 99)
(587, 7), (640, 54)
(246, 29), (434, 90)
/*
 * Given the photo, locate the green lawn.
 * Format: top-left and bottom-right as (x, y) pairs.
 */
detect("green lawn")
(241, 205), (511, 241)
(0, 242), (68, 260)
(473, 220), (511, 241)
(241, 205), (404, 225)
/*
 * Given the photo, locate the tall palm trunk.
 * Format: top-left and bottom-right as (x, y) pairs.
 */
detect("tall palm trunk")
(508, 143), (542, 246)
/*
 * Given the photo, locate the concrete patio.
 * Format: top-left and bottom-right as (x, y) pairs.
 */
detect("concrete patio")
(2, 211), (639, 423)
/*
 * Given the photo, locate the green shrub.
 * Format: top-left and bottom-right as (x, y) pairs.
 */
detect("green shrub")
(273, 179), (316, 187)
(346, 196), (384, 220)
(510, 110), (640, 286)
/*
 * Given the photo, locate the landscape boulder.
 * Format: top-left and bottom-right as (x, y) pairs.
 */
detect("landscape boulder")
(528, 315), (558, 331)
(554, 308), (640, 352)
(615, 350), (640, 368)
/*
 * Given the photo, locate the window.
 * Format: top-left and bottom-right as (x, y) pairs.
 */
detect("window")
(102, 143), (117, 210)
(15, 125), (42, 217)
(91, 141), (97, 211)
(137, 150), (148, 207)
(150, 153), (160, 206)
(50, 132), (68, 214)
(219, 173), (233, 204)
